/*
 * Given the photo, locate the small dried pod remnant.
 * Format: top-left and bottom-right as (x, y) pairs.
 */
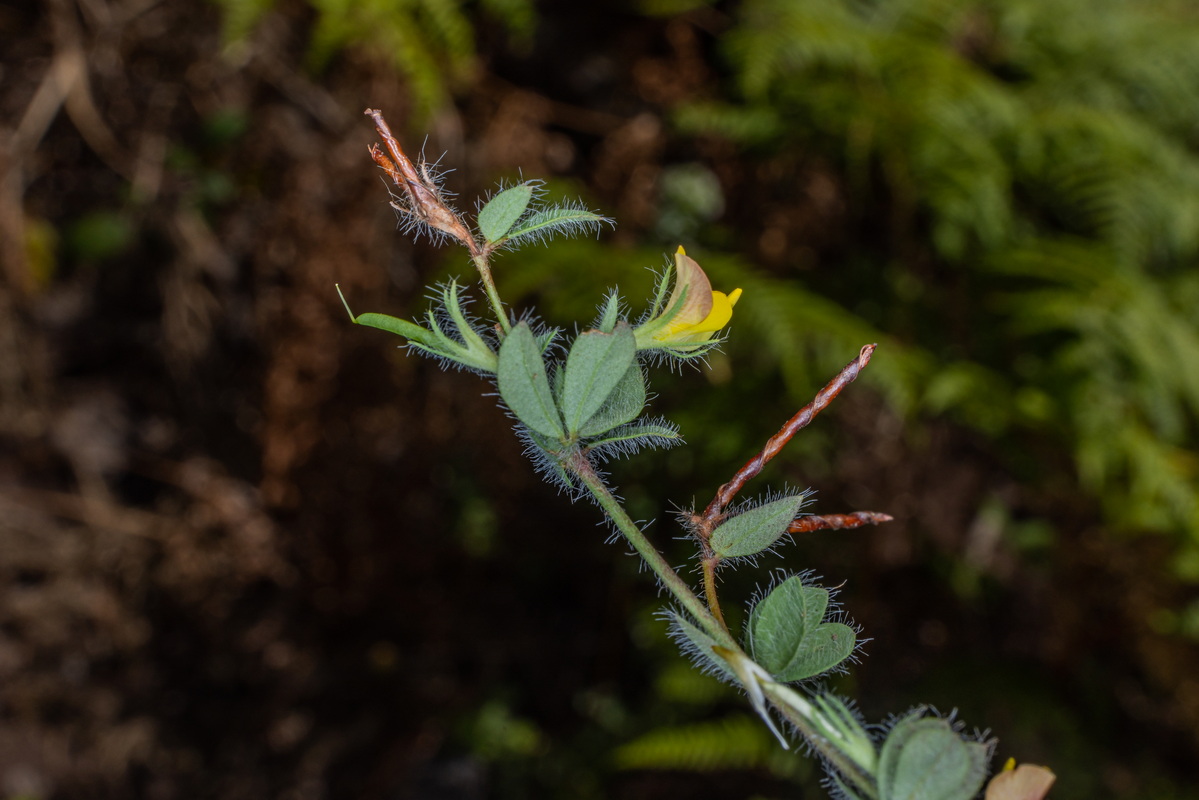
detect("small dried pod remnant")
(342, 107), (1049, 800)
(364, 108), (477, 252)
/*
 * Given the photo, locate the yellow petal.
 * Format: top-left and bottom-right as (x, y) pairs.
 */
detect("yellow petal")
(687, 290), (738, 334)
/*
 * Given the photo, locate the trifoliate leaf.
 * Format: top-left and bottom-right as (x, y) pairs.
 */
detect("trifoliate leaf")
(561, 322), (636, 436)
(498, 322), (564, 439)
(478, 182), (535, 243)
(879, 715), (989, 800)
(710, 495), (806, 559)
(748, 577), (855, 681)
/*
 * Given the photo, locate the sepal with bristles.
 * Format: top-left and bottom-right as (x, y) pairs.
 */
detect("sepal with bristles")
(585, 417), (683, 463)
(593, 289), (625, 333)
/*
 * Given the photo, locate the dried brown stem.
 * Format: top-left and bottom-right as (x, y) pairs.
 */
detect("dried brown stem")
(702, 344), (876, 524)
(789, 511), (893, 534)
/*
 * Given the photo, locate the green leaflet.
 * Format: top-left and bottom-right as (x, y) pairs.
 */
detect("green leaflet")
(352, 311), (437, 344)
(811, 693), (878, 777)
(710, 494), (806, 559)
(436, 280), (500, 373)
(878, 715), (989, 800)
(506, 204), (610, 244)
(748, 576), (855, 681)
(337, 282), (497, 373)
(668, 611), (737, 683)
(497, 322), (564, 439)
(478, 182), (535, 243)
(596, 291), (621, 333)
(586, 420), (681, 452)
(561, 322), (637, 436)
(578, 360), (646, 437)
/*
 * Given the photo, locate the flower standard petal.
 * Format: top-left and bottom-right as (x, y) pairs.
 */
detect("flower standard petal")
(664, 246), (715, 331)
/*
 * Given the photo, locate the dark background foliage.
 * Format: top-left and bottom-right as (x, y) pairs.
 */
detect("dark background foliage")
(2, 0), (1198, 798)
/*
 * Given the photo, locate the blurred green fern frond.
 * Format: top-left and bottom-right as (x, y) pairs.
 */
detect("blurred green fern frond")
(670, 0), (1199, 570)
(612, 713), (807, 779)
(211, 0), (534, 118)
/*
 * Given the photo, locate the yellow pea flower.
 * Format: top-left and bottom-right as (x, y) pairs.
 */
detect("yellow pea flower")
(636, 246), (743, 353)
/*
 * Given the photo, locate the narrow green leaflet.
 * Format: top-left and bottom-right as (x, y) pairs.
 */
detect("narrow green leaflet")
(878, 716), (989, 800)
(586, 420), (682, 453)
(338, 284), (437, 345)
(336, 283), (496, 373)
(812, 693), (878, 776)
(505, 204), (611, 244)
(710, 494), (806, 559)
(596, 291), (621, 333)
(437, 280), (499, 372)
(667, 611), (737, 683)
(561, 322), (636, 436)
(440, 282), (489, 350)
(536, 326), (561, 354)
(748, 577), (855, 681)
(477, 182), (535, 243)
(351, 311), (436, 343)
(498, 322), (564, 439)
(578, 361), (646, 437)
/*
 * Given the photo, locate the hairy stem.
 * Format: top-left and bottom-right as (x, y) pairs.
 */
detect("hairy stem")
(561, 450), (882, 796)
(568, 454), (735, 650)
(471, 253), (511, 334)
(571, 455), (877, 796)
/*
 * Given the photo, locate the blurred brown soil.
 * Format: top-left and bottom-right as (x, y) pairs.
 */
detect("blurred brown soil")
(2, 2), (1199, 799)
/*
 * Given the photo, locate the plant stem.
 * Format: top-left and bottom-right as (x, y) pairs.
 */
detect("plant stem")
(472, 254), (511, 334)
(701, 558), (729, 632)
(569, 461), (878, 798)
(569, 454), (736, 650)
